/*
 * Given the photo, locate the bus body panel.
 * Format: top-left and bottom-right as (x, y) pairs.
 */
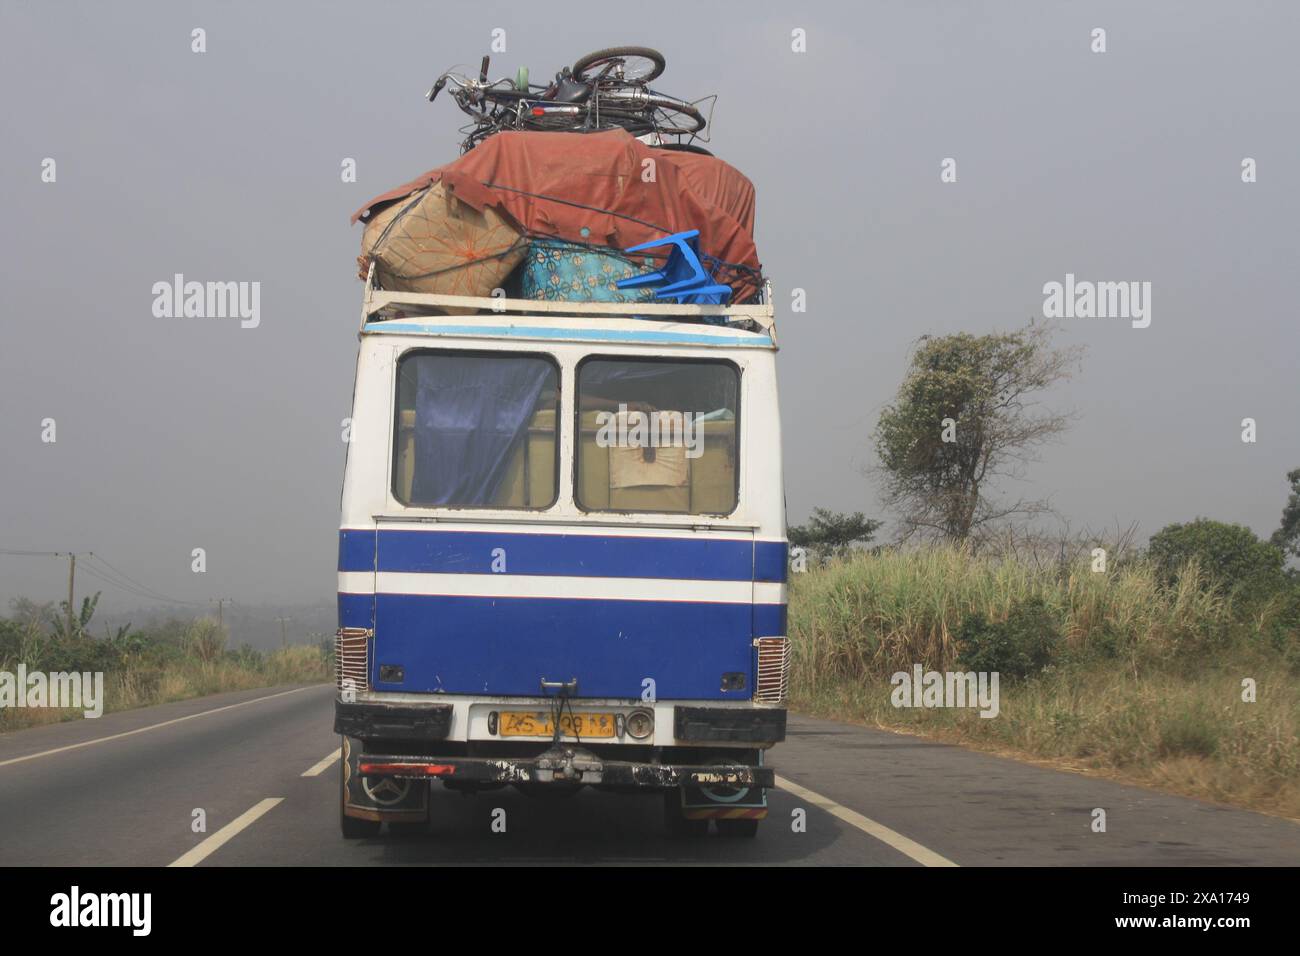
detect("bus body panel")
(337, 316), (786, 755)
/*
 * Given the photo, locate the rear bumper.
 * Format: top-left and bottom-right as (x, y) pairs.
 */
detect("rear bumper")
(674, 706), (786, 743)
(335, 700), (454, 740)
(335, 698), (786, 746)
(356, 752), (774, 790)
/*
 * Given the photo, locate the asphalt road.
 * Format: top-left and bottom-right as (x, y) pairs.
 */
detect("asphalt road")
(1, 683), (1297, 866)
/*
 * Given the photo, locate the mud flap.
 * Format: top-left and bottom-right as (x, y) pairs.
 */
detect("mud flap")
(679, 753), (770, 820)
(341, 735), (430, 823)
(678, 748), (769, 820)
(680, 783), (768, 820)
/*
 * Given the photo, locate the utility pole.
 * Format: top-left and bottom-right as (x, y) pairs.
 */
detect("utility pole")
(66, 553), (75, 639)
(276, 616), (293, 650)
(212, 598), (232, 629)
(53, 551), (91, 638)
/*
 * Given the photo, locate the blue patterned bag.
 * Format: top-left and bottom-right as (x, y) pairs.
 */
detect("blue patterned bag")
(520, 239), (657, 303)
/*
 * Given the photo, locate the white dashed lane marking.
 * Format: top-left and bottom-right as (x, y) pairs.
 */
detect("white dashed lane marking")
(168, 798), (285, 867)
(775, 774), (958, 867)
(0, 687), (313, 768)
(302, 748), (342, 777)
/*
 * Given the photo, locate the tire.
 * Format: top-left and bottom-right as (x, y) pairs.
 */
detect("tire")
(341, 813), (381, 839)
(715, 818), (760, 838)
(655, 142), (714, 156)
(663, 790), (708, 838)
(641, 95), (706, 134)
(596, 92), (705, 135)
(387, 820), (427, 837)
(573, 46), (666, 84)
(591, 110), (656, 136)
(520, 109), (654, 137)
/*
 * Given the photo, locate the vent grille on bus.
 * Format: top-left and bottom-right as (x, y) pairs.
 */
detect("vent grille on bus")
(754, 637), (790, 705)
(335, 627), (371, 694)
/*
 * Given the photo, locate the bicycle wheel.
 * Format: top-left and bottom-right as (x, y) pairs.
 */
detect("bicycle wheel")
(573, 46), (665, 84)
(595, 110), (657, 136)
(522, 113), (654, 137)
(587, 91), (705, 136)
(655, 142), (714, 157)
(639, 94), (706, 135)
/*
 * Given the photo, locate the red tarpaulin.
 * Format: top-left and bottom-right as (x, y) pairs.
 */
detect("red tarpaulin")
(352, 129), (762, 301)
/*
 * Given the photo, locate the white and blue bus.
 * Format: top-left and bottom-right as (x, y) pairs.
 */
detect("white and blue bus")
(335, 275), (788, 838)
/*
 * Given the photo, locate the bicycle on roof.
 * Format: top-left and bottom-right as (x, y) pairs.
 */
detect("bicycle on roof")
(427, 46), (712, 155)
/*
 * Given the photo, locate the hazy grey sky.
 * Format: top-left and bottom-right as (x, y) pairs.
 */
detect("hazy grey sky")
(2, 0), (1297, 613)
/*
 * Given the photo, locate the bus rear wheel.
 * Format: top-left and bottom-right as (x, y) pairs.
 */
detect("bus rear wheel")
(341, 813), (381, 839)
(663, 791), (708, 838)
(386, 820), (427, 837)
(715, 817), (760, 838)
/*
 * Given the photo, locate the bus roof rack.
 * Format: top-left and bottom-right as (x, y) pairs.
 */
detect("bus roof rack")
(360, 263), (776, 342)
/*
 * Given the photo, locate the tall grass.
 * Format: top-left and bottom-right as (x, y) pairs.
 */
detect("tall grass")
(0, 638), (331, 732)
(104, 644), (331, 712)
(789, 546), (1300, 818)
(791, 548), (1232, 686)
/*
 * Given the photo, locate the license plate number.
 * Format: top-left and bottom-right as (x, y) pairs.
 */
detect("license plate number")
(499, 711), (616, 738)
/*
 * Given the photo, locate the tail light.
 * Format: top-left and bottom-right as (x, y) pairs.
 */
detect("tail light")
(358, 761), (454, 777)
(753, 637), (790, 705)
(336, 627), (371, 694)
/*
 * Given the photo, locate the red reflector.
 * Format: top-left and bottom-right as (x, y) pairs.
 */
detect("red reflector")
(531, 107), (545, 116)
(359, 762), (455, 776)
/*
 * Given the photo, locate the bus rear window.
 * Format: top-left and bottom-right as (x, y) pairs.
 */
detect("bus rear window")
(394, 351), (559, 508)
(576, 358), (738, 515)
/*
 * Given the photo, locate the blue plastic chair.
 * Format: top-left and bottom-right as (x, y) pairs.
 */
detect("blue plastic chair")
(616, 230), (732, 305)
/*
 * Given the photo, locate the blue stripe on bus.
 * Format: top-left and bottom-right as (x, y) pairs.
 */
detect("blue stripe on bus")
(338, 592), (374, 630)
(339, 529), (788, 583)
(364, 322), (774, 349)
(369, 593), (755, 699)
(753, 603), (787, 636)
(754, 541), (789, 583)
(338, 530), (376, 573)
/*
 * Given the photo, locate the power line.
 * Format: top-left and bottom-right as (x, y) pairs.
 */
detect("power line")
(84, 554), (207, 607)
(78, 562), (206, 608)
(2, 547), (209, 609)
(0, 550), (91, 636)
(92, 553), (176, 596)
(70, 563), (163, 603)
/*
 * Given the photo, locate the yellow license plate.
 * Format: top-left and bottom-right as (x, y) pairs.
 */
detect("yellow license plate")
(499, 711), (616, 738)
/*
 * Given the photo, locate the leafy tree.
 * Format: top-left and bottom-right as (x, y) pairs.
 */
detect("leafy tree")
(788, 508), (881, 561)
(1148, 519), (1286, 604)
(956, 596), (1061, 679)
(0, 618), (23, 666)
(8, 598), (56, 632)
(1271, 467), (1300, 561)
(184, 617), (227, 664)
(872, 321), (1081, 545)
(55, 591), (101, 640)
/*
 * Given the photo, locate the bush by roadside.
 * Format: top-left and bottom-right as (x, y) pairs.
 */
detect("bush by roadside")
(0, 609), (330, 732)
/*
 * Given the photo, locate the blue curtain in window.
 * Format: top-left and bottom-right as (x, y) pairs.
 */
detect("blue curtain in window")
(412, 356), (553, 506)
